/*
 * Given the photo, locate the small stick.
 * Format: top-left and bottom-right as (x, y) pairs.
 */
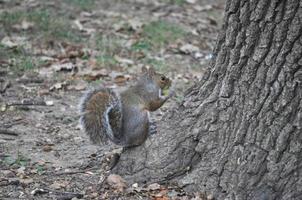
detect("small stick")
(17, 78), (44, 84)
(0, 129), (19, 136)
(53, 170), (87, 176)
(32, 188), (84, 200)
(6, 100), (47, 107)
(45, 167), (99, 176)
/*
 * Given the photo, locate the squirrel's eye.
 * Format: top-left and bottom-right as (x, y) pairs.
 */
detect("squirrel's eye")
(161, 76), (166, 81)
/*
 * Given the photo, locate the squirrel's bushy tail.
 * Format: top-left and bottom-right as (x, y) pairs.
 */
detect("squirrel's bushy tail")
(79, 88), (122, 144)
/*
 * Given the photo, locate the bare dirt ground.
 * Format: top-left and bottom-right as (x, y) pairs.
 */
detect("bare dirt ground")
(0, 0), (224, 199)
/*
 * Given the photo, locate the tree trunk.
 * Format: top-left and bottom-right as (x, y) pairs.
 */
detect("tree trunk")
(113, 0), (302, 199)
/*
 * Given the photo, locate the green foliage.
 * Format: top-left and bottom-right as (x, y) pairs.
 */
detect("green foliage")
(36, 165), (45, 175)
(131, 40), (151, 52)
(175, 94), (184, 103)
(16, 56), (35, 71)
(1, 155), (15, 166)
(1, 153), (30, 167)
(15, 153), (30, 166)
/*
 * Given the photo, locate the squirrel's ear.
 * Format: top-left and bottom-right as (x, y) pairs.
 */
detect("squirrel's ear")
(148, 66), (156, 75)
(142, 66), (148, 73)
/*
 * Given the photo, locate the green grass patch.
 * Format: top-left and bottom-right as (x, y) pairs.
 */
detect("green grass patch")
(46, 19), (82, 42)
(131, 40), (151, 52)
(0, 44), (46, 74)
(145, 58), (169, 72)
(170, 0), (185, 5)
(175, 94), (184, 103)
(95, 35), (125, 68)
(0, 10), (82, 42)
(159, 0), (185, 5)
(142, 20), (185, 48)
(11, 56), (42, 75)
(0, 10), (50, 30)
(0, 11), (24, 27)
(0, 153), (30, 167)
(16, 56), (35, 71)
(89, 79), (103, 86)
(36, 164), (45, 175)
(96, 54), (117, 68)
(96, 35), (124, 53)
(64, 0), (95, 10)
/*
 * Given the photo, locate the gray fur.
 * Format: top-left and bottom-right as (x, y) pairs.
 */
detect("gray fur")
(79, 69), (171, 147)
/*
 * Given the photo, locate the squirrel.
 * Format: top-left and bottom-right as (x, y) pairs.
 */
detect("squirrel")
(79, 66), (173, 147)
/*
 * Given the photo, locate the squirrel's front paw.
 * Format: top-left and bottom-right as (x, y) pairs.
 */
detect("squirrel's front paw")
(168, 90), (176, 98)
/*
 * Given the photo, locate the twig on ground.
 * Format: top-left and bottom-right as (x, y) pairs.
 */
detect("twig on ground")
(31, 188), (84, 200)
(17, 78), (44, 84)
(45, 166), (99, 176)
(1, 137), (16, 141)
(6, 99), (48, 106)
(54, 170), (87, 176)
(0, 129), (19, 136)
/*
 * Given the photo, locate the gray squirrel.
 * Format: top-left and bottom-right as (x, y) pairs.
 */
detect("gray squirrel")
(79, 66), (173, 147)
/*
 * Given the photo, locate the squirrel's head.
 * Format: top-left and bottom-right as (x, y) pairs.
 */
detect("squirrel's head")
(142, 66), (171, 90)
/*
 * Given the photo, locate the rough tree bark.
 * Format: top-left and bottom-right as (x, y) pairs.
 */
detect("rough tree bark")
(113, 0), (302, 199)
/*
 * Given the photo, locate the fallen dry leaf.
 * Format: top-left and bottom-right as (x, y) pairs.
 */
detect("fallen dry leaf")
(16, 167), (26, 176)
(128, 18), (144, 31)
(114, 75), (130, 85)
(13, 20), (34, 30)
(67, 80), (88, 91)
(107, 174), (127, 192)
(74, 20), (84, 31)
(113, 21), (126, 32)
(49, 180), (69, 190)
(114, 55), (134, 66)
(1, 37), (19, 48)
(52, 62), (75, 72)
(42, 144), (53, 152)
(19, 178), (34, 185)
(153, 188), (168, 198)
(45, 100), (54, 106)
(50, 81), (68, 91)
(38, 67), (54, 78)
(78, 68), (108, 81)
(194, 5), (213, 12)
(147, 183), (161, 191)
(179, 44), (200, 54)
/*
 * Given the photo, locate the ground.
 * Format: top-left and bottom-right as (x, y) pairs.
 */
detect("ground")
(0, 0), (224, 199)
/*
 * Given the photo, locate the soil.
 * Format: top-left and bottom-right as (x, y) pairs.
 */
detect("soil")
(0, 0), (225, 199)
